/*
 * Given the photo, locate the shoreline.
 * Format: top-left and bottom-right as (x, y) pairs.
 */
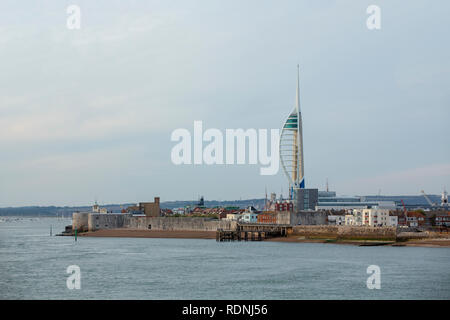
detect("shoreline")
(76, 229), (450, 247)
(268, 236), (450, 248)
(79, 229), (216, 239)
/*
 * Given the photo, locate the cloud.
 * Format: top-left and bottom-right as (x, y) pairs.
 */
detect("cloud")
(0, 92), (192, 144)
(1, 0), (449, 205)
(342, 163), (450, 195)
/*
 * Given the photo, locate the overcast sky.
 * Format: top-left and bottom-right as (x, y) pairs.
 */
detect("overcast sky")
(0, 0), (449, 206)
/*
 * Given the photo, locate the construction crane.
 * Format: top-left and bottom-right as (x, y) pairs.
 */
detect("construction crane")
(400, 200), (408, 226)
(401, 200), (408, 216)
(421, 190), (437, 207)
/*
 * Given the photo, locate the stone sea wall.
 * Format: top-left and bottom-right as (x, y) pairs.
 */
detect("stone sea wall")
(72, 212), (90, 232)
(124, 216), (236, 232)
(74, 213), (397, 241)
(88, 213), (130, 231)
(79, 213), (237, 232)
(292, 225), (397, 240)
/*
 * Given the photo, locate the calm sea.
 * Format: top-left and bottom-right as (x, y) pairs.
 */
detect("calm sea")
(0, 217), (449, 299)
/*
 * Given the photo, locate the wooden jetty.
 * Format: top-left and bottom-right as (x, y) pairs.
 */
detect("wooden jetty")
(216, 223), (291, 242)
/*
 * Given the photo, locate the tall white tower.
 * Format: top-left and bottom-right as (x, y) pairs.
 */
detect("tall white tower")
(280, 65), (305, 198)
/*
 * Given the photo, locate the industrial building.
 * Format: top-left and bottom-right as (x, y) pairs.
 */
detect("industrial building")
(315, 191), (396, 211)
(292, 188), (318, 211)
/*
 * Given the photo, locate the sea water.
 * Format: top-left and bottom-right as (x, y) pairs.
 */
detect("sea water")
(0, 217), (449, 299)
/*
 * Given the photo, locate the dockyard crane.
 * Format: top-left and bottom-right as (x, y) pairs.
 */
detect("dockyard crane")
(401, 200), (408, 218)
(400, 199), (409, 226)
(421, 190), (437, 207)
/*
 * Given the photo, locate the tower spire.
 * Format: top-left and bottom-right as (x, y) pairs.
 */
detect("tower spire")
(296, 64), (301, 114)
(296, 65), (304, 188)
(279, 65), (306, 196)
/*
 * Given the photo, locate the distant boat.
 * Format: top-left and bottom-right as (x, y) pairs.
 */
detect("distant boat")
(359, 242), (392, 247)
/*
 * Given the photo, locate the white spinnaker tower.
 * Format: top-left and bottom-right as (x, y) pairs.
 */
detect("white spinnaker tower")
(279, 65), (305, 198)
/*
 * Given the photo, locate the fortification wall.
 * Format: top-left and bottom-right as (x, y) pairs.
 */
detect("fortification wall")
(72, 212), (90, 232)
(275, 211), (328, 225)
(72, 212), (237, 232)
(292, 225), (397, 240)
(124, 216), (237, 231)
(88, 214), (131, 231)
(292, 211), (328, 225)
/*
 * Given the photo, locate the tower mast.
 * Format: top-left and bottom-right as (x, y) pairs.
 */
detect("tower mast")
(296, 65), (305, 188)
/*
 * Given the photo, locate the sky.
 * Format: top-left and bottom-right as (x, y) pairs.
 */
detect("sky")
(0, 0), (449, 206)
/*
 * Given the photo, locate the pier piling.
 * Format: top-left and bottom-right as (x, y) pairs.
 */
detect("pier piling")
(216, 224), (291, 242)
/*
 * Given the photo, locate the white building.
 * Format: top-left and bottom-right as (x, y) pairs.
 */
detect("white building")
(173, 208), (187, 215)
(241, 212), (258, 223)
(328, 215), (346, 225)
(388, 216), (398, 227)
(406, 216), (419, 227)
(359, 208), (391, 227)
(92, 203), (107, 214)
(224, 213), (242, 221)
(345, 207), (397, 227)
(345, 212), (363, 226)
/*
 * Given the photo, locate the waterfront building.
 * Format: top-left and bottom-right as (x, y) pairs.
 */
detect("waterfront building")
(92, 202), (107, 214)
(274, 200), (294, 212)
(257, 213), (277, 224)
(126, 205), (142, 215)
(405, 211), (426, 227)
(125, 197), (161, 216)
(388, 215), (398, 227)
(345, 214), (359, 226)
(244, 206), (259, 213)
(241, 212), (259, 223)
(316, 201), (396, 211)
(224, 213), (242, 221)
(344, 208), (397, 227)
(361, 208), (389, 227)
(139, 197), (161, 217)
(292, 188), (318, 211)
(316, 190), (396, 211)
(435, 213), (450, 226)
(328, 215), (345, 225)
(172, 208), (187, 215)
